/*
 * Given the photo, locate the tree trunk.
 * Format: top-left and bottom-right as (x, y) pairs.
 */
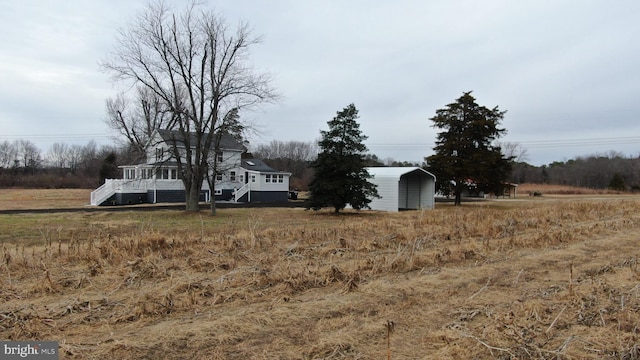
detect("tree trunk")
(185, 183), (201, 212)
(454, 191), (462, 206)
(209, 182), (217, 216)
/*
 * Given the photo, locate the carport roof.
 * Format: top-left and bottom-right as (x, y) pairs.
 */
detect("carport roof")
(367, 167), (436, 180)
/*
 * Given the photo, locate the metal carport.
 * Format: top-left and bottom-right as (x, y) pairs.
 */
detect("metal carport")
(366, 167), (436, 212)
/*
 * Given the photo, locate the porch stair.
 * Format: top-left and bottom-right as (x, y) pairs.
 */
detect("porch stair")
(90, 179), (119, 206)
(233, 183), (250, 202)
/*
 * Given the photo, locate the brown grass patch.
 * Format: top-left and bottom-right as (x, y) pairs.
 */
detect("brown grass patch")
(517, 183), (623, 196)
(2, 197), (640, 358)
(0, 188), (91, 209)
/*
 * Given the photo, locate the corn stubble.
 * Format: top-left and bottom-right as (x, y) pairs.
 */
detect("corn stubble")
(1, 198), (640, 359)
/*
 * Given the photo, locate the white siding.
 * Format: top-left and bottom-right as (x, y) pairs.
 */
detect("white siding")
(368, 176), (400, 212)
(423, 177), (435, 209)
(219, 152), (242, 171)
(366, 167), (436, 212)
(261, 173), (289, 191)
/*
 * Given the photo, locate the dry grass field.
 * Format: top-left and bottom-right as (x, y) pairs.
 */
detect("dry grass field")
(0, 189), (92, 209)
(516, 183), (623, 196)
(1, 190), (640, 359)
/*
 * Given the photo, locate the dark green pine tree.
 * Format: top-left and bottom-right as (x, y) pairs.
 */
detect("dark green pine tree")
(307, 103), (379, 213)
(426, 92), (513, 206)
(99, 152), (119, 185)
(608, 173), (626, 191)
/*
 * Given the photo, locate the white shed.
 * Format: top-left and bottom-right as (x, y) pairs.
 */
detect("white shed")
(366, 167), (436, 212)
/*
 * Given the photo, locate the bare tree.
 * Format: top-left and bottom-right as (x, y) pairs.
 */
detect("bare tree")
(67, 144), (85, 174)
(101, 1), (277, 212)
(105, 86), (168, 156)
(15, 140), (42, 172)
(46, 142), (70, 169)
(251, 140), (318, 190)
(0, 140), (17, 168)
(252, 140), (318, 162)
(498, 141), (529, 163)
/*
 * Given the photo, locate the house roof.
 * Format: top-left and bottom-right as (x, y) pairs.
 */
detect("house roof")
(241, 158), (282, 173)
(156, 129), (246, 151)
(366, 167), (436, 180)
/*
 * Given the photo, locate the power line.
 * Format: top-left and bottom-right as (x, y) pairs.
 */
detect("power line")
(0, 134), (111, 140)
(1, 134), (639, 151)
(513, 136), (640, 149)
(367, 136), (640, 151)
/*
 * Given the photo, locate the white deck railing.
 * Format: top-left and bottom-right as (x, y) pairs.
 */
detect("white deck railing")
(90, 179), (158, 206)
(233, 182), (251, 202)
(91, 177), (238, 205)
(90, 179), (120, 206)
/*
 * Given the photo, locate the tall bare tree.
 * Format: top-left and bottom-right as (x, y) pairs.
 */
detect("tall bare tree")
(15, 140), (42, 172)
(101, 1), (277, 212)
(498, 141), (529, 163)
(0, 140), (17, 168)
(252, 140), (318, 162)
(105, 86), (168, 157)
(46, 142), (70, 169)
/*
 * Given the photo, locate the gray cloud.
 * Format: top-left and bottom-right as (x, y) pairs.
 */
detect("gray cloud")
(1, 0), (638, 165)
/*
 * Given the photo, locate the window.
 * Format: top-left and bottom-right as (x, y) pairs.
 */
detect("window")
(265, 174), (271, 183)
(251, 175), (256, 183)
(125, 169), (136, 179)
(170, 169), (178, 179)
(239, 175), (244, 183)
(155, 148), (164, 162)
(230, 171), (236, 181)
(216, 173), (223, 181)
(156, 168), (170, 180)
(216, 152), (223, 162)
(214, 189), (223, 195)
(278, 174), (284, 183)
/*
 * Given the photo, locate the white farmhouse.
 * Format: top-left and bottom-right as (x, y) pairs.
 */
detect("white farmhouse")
(90, 129), (291, 206)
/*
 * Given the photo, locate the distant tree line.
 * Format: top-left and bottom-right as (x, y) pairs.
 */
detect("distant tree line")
(2, 136), (638, 193)
(0, 139), (131, 188)
(511, 151), (640, 191)
(0, 137), (408, 191)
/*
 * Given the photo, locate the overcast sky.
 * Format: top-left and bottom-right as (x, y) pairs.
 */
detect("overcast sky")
(1, 0), (639, 166)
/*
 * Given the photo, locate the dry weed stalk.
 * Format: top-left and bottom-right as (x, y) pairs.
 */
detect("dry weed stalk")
(467, 278), (491, 301)
(569, 261), (574, 297)
(546, 305), (567, 333)
(2, 201), (640, 358)
(385, 320), (394, 360)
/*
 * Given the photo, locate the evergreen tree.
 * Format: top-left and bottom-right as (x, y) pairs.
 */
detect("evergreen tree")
(307, 104), (379, 213)
(608, 173), (626, 191)
(99, 152), (119, 185)
(426, 92), (513, 205)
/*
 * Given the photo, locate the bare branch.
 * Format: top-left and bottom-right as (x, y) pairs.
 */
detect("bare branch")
(100, 0), (278, 211)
